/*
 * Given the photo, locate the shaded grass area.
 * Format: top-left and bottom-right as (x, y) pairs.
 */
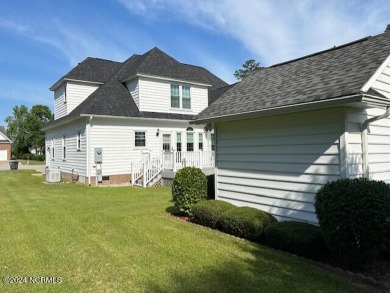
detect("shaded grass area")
(0, 171), (378, 292)
(17, 160), (45, 165)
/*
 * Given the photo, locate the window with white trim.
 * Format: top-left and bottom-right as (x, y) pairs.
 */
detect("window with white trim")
(186, 132), (194, 152)
(182, 86), (191, 109)
(135, 131), (146, 147)
(51, 137), (55, 159)
(62, 135), (66, 160)
(170, 84), (191, 109)
(176, 132), (182, 152)
(198, 133), (203, 151)
(211, 133), (215, 151)
(76, 131), (81, 150)
(171, 84), (180, 108)
(63, 85), (67, 104)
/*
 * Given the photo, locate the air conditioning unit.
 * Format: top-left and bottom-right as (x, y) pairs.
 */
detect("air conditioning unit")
(46, 167), (61, 183)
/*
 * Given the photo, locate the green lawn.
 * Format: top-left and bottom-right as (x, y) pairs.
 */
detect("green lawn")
(0, 171), (377, 292)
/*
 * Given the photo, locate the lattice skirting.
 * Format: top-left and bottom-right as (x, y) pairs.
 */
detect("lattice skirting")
(152, 177), (173, 187)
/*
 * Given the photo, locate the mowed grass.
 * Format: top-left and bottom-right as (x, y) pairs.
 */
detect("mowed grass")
(0, 171), (376, 293)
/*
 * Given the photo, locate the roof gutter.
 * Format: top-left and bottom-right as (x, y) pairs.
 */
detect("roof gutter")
(360, 106), (390, 178)
(80, 114), (194, 123)
(192, 93), (390, 124)
(121, 74), (212, 88)
(50, 79), (104, 91)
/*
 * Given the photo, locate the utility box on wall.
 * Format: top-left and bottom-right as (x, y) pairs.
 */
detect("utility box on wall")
(94, 148), (103, 163)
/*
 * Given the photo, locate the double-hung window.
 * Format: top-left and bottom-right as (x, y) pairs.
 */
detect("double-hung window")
(176, 132), (182, 152)
(198, 133), (203, 151)
(171, 84), (191, 109)
(135, 131), (146, 147)
(211, 133), (215, 151)
(76, 131), (81, 150)
(171, 85), (180, 108)
(62, 135), (66, 160)
(51, 137), (55, 159)
(186, 132), (194, 152)
(63, 85), (67, 104)
(182, 86), (191, 109)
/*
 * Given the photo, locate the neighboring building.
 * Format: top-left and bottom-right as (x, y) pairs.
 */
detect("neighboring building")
(0, 126), (12, 161)
(29, 147), (43, 155)
(194, 29), (390, 224)
(43, 47), (227, 186)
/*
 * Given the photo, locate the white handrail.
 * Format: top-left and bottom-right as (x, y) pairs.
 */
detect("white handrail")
(131, 160), (144, 186)
(143, 155), (163, 187)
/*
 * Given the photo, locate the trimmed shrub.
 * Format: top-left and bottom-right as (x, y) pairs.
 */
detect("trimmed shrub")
(217, 206), (277, 241)
(315, 178), (390, 268)
(172, 167), (207, 216)
(191, 200), (236, 229)
(264, 221), (327, 259)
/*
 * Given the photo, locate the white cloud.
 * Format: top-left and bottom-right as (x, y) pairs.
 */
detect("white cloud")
(118, 0), (390, 65)
(0, 17), (133, 67)
(0, 18), (30, 34)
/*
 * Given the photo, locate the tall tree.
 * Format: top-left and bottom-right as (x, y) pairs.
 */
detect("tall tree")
(234, 59), (262, 80)
(5, 104), (52, 157)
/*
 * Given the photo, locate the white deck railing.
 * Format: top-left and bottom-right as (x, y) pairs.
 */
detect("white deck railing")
(132, 151), (215, 187)
(163, 151), (215, 171)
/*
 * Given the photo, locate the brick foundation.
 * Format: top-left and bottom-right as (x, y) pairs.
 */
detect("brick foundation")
(0, 143), (12, 161)
(61, 171), (132, 186)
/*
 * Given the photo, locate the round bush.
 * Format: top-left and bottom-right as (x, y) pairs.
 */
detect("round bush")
(264, 221), (327, 259)
(315, 178), (390, 268)
(217, 206), (277, 241)
(172, 167), (207, 215)
(191, 200), (236, 229)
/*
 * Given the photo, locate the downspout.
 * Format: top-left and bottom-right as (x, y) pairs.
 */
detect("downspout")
(360, 107), (390, 178)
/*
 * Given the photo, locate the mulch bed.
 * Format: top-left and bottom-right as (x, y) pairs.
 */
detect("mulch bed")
(169, 212), (390, 288)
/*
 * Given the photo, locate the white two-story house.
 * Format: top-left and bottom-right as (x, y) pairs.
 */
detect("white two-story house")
(43, 47), (228, 186)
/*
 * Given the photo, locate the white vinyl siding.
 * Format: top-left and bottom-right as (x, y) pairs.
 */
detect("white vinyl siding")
(347, 108), (390, 182)
(126, 79), (140, 108)
(215, 108), (344, 224)
(88, 117), (209, 177)
(371, 62), (390, 98)
(54, 86), (67, 119)
(138, 77), (208, 115)
(45, 120), (87, 178)
(66, 81), (99, 114)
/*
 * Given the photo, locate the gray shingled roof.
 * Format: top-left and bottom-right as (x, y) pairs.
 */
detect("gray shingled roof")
(50, 58), (122, 89)
(195, 31), (390, 122)
(45, 47), (226, 129)
(0, 126), (11, 143)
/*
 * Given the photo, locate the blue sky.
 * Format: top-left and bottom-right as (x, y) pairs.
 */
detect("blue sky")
(0, 0), (389, 126)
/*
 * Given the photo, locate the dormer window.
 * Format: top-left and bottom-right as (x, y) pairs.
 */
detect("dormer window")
(171, 85), (180, 108)
(182, 86), (191, 109)
(171, 84), (191, 110)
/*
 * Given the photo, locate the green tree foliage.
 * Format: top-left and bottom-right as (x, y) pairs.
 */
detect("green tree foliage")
(5, 104), (52, 156)
(234, 59), (262, 80)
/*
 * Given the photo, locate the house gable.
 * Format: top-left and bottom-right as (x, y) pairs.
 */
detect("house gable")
(47, 47), (227, 129)
(0, 126), (12, 143)
(361, 54), (390, 98)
